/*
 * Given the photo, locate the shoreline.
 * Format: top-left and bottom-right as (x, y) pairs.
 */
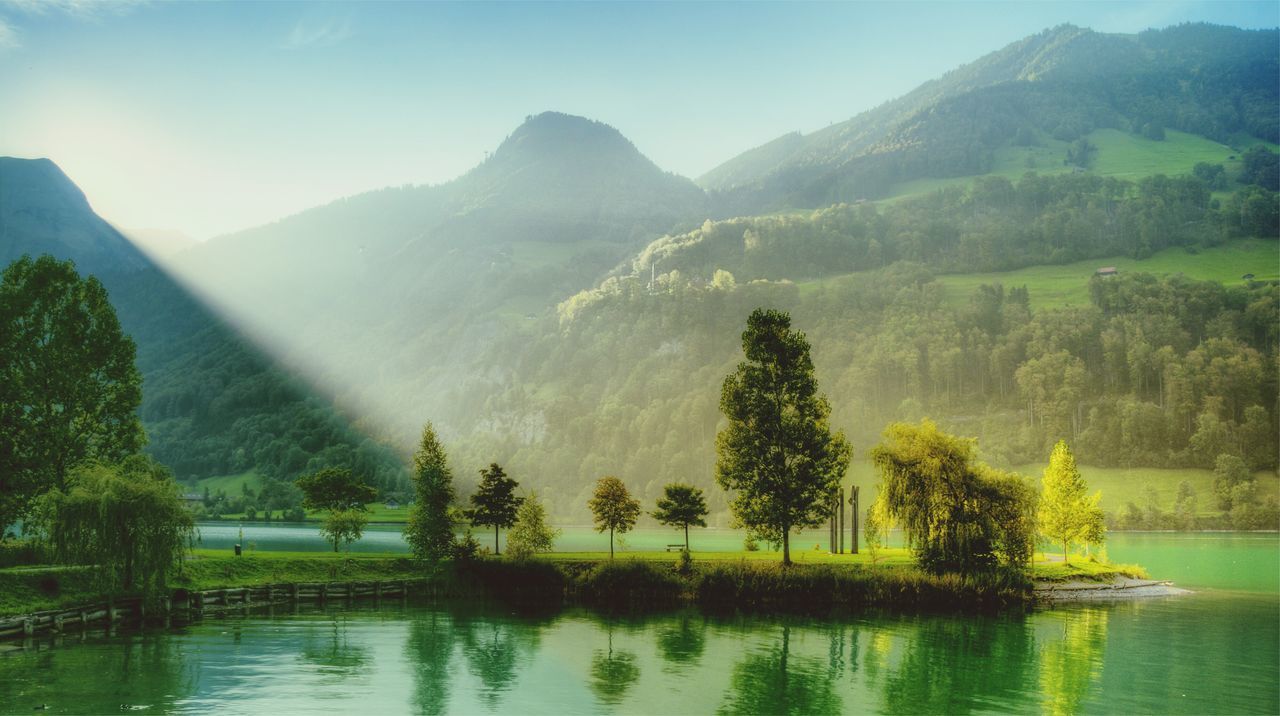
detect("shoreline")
(1035, 576), (1191, 602)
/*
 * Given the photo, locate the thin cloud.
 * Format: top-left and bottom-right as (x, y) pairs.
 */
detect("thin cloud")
(0, 16), (18, 50)
(283, 17), (352, 50)
(1, 0), (149, 20)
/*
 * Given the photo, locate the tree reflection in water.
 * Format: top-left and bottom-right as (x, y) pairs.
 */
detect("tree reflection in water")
(1039, 607), (1108, 716)
(405, 610), (455, 716)
(720, 625), (842, 715)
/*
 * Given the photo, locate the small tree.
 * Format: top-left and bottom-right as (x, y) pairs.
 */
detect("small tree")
(507, 491), (559, 560)
(468, 463), (523, 555)
(321, 509), (368, 553)
(715, 308), (852, 565)
(652, 483), (708, 551)
(588, 476), (640, 559)
(405, 422), (456, 561)
(1038, 440), (1104, 565)
(295, 467), (377, 552)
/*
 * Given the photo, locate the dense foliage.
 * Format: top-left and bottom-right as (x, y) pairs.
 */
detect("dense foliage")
(506, 492), (559, 560)
(468, 463), (523, 554)
(0, 255), (144, 530)
(405, 423), (457, 561)
(38, 456), (193, 593)
(871, 421), (1036, 574)
(716, 309), (852, 564)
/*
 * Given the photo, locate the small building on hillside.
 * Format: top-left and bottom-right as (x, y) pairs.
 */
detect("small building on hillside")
(181, 493), (204, 510)
(1095, 266), (1118, 277)
(384, 498), (402, 510)
(1242, 273), (1255, 280)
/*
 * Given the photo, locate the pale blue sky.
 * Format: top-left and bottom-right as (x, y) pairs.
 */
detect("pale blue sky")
(1, 1), (1276, 239)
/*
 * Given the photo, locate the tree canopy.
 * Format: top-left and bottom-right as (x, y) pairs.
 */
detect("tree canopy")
(871, 420), (1036, 574)
(715, 308), (851, 564)
(405, 422), (456, 561)
(468, 463), (523, 555)
(0, 255), (144, 532)
(652, 483), (709, 551)
(588, 476), (640, 559)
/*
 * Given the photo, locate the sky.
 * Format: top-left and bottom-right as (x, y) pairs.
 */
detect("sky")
(1, 1), (1276, 240)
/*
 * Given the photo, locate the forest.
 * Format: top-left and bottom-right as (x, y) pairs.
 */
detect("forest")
(445, 169), (1278, 526)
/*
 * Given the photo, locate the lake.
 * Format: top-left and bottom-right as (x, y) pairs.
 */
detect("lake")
(2, 532), (1277, 714)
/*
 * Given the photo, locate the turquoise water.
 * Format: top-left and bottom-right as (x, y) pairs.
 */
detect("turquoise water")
(2, 532), (1276, 714)
(1, 592), (1275, 714)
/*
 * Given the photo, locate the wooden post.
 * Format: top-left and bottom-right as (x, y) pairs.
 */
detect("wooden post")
(839, 485), (845, 554)
(850, 486), (860, 555)
(22, 619), (33, 637)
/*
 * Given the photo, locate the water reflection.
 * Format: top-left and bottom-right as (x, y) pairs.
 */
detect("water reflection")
(655, 612), (706, 669)
(720, 625), (842, 715)
(1038, 608), (1108, 716)
(405, 611), (454, 715)
(1, 592), (1274, 715)
(589, 628), (640, 707)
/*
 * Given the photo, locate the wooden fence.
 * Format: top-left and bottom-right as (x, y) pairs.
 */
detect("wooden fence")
(0, 578), (423, 643)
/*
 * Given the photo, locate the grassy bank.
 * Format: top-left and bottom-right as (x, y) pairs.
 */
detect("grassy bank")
(0, 549), (1147, 619)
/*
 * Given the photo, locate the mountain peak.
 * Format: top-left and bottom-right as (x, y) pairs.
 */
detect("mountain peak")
(0, 156), (148, 275)
(493, 112), (641, 166)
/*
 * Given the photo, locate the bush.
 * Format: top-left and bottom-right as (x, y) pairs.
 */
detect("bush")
(0, 539), (45, 568)
(570, 560), (683, 608)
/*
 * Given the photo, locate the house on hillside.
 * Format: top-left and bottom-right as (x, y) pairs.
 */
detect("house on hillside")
(1095, 266), (1118, 277)
(1242, 273), (1255, 280)
(384, 497), (402, 510)
(181, 493), (204, 510)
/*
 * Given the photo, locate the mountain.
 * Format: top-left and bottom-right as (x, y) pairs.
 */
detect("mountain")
(0, 157), (149, 275)
(160, 113), (712, 448)
(0, 157), (409, 493)
(700, 23), (1279, 210)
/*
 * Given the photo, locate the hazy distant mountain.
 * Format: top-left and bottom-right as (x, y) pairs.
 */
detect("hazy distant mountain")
(117, 227), (197, 259)
(0, 157), (149, 275)
(700, 23), (1279, 209)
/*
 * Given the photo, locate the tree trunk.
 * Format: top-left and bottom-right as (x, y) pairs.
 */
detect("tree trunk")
(609, 527), (615, 559)
(1062, 539), (1068, 566)
(782, 525), (791, 566)
(333, 537), (339, 553)
(494, 524), (500, 555)
(684, 524), (689, 551)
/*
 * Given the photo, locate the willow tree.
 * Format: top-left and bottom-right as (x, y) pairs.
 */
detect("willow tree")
(716, 308), (851, 565)
(1039, 440), (1104, 564)
(871, 420), (1035, 574)
(42, 456), (193, 593)
(0, 255), (144, 534)
(405, 422), (456, 561)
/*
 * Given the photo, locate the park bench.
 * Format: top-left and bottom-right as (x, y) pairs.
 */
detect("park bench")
(665, 544), (685, 552)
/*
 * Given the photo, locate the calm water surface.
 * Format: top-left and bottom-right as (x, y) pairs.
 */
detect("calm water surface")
(2, 533), (1276, 715)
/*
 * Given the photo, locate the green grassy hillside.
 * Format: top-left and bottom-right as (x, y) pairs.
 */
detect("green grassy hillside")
(885, 128), (1256, 201)
(936, 238), (1278, 309)
(193, 470), (262, 496)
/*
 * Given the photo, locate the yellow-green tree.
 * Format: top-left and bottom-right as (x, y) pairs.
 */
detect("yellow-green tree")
(1038, 440), (1104, 564)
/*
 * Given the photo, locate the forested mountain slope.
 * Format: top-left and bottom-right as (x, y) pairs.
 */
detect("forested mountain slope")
(701, 23), (1278, 211)
(0, 158), (409, 493)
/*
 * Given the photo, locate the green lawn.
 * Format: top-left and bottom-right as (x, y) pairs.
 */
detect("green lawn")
(935, 238), (1278, 310)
